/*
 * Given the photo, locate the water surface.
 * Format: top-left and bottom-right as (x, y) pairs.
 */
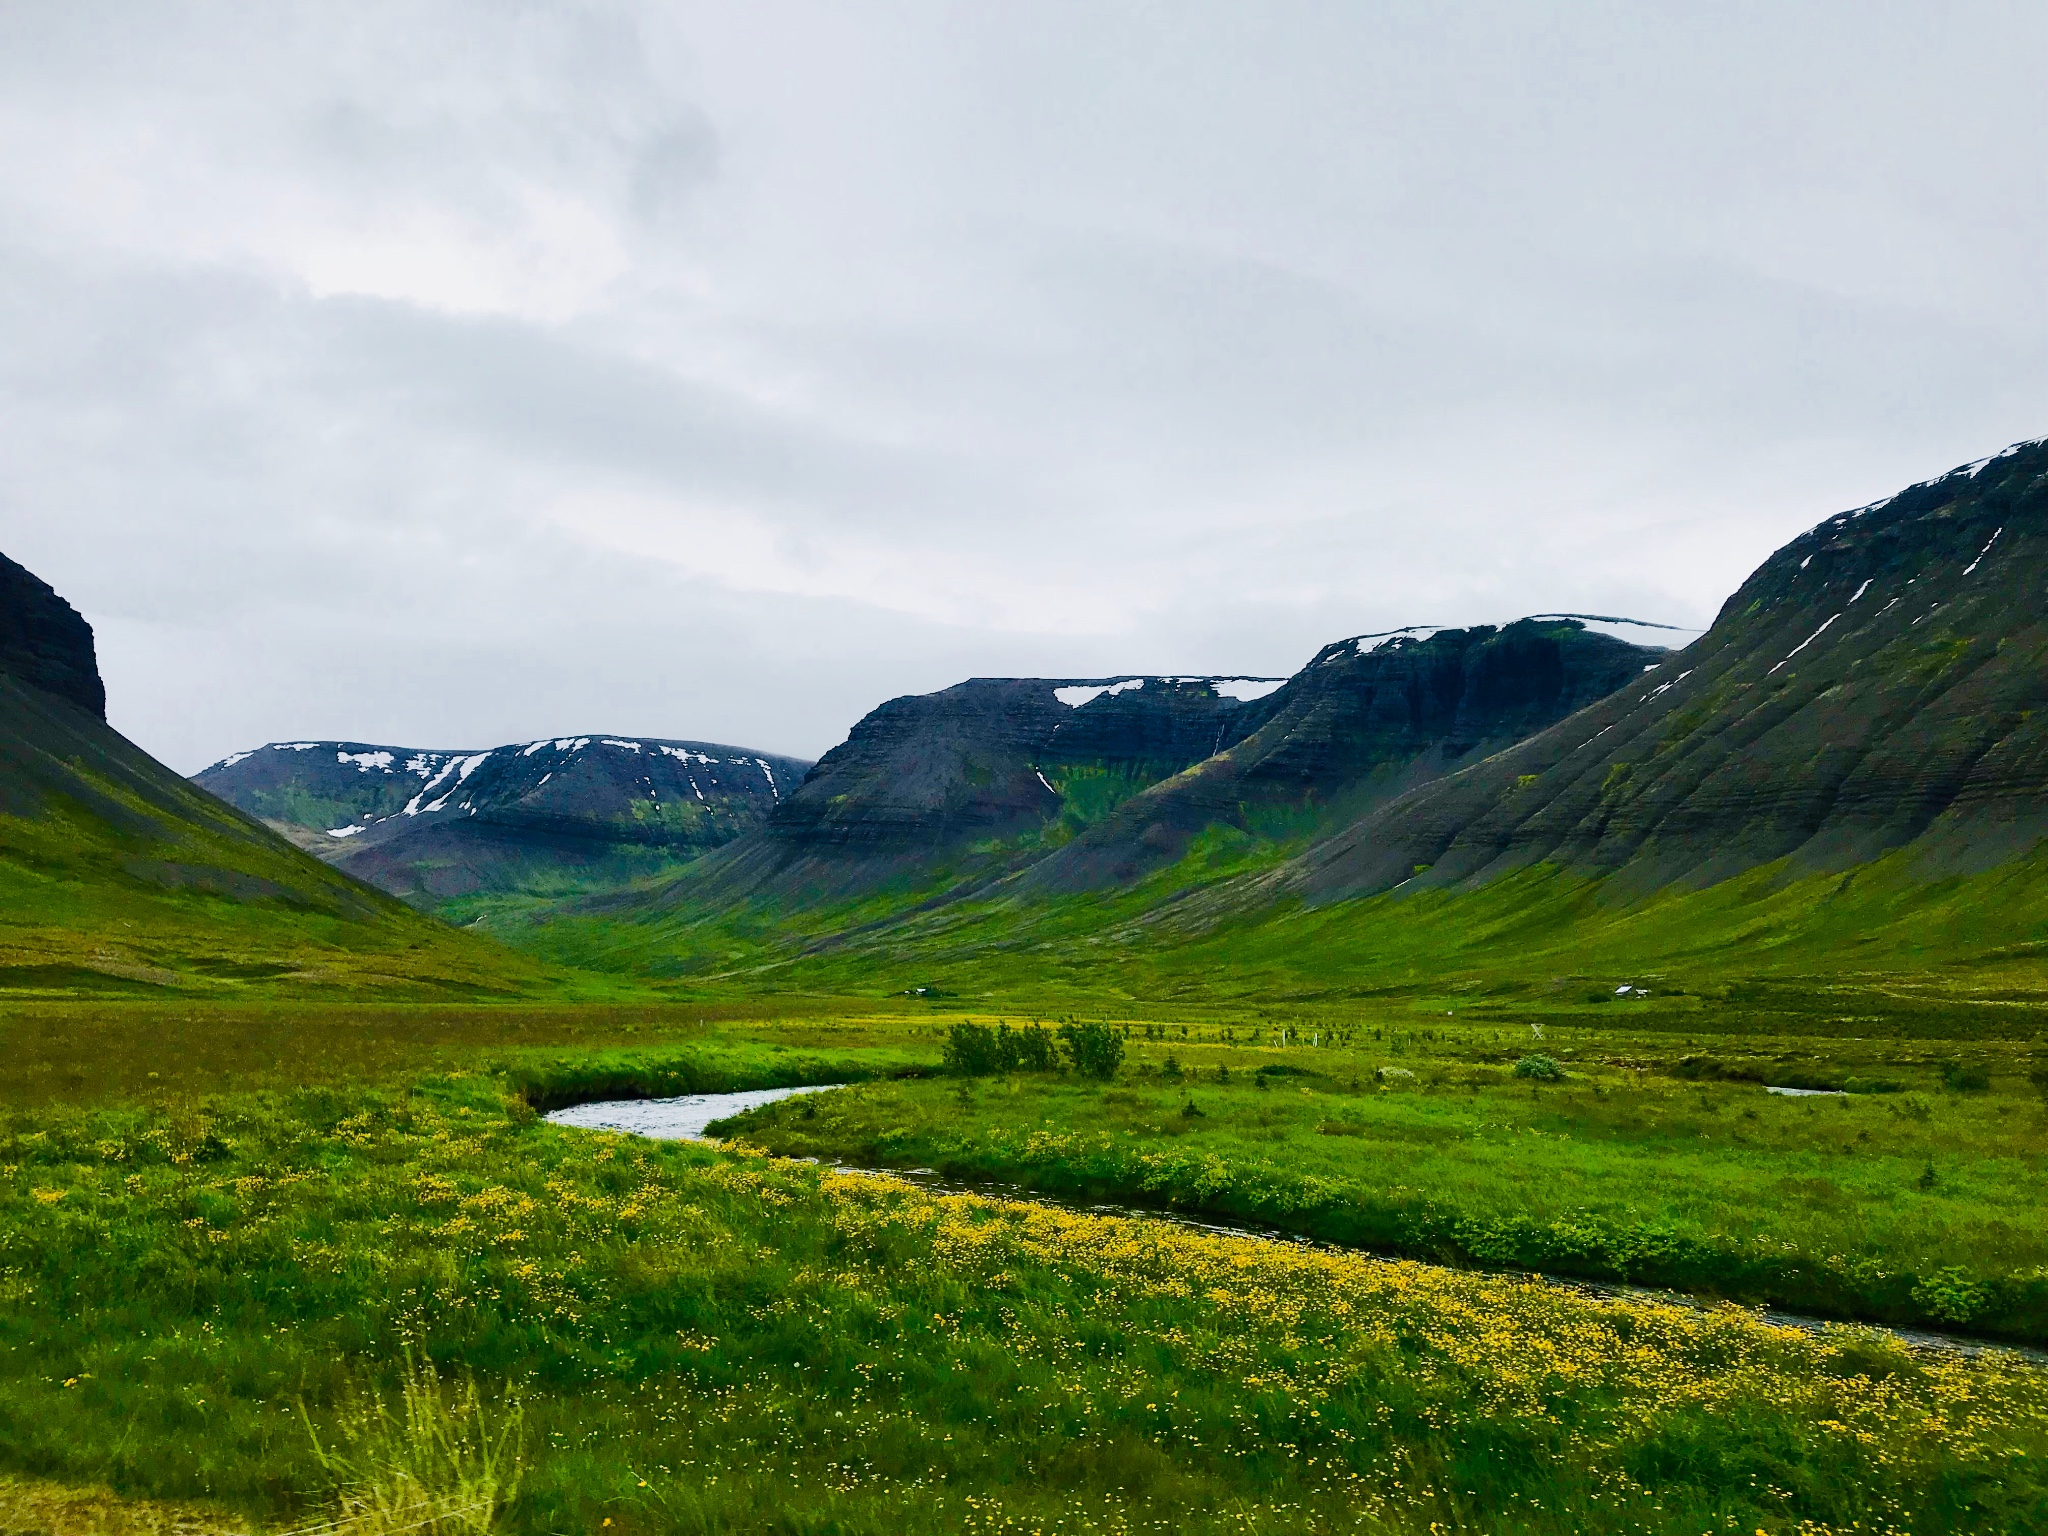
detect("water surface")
(545, 1083), (837, 1140)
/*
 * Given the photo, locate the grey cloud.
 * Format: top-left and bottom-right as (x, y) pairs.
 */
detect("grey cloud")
(1, 2), (2043, 773)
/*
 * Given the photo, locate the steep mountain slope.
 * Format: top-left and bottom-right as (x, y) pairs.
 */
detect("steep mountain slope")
(0, 556), (536, 994)
(1265, 435), (2048, 905)
(197, 736), (810, 906)
(659, 674), (1289, 903)
(1024, 619), (1671, 892)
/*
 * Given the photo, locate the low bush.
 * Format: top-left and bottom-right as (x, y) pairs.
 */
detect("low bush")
(1941, 1060), (1992, 1093)
(943, 1022), (1060, 1076)
(1514, 1054), (1566, 1081)
(1058, 1020), (1124, 1080)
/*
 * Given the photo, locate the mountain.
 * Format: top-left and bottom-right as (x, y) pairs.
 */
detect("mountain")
(195, 736), (812, 907)
(1267, 435), (2048, 905)
(527, 436), (2048, 1003)
(545, 628), (1669, 984)
(655, 674), (1292, 903)
(0, 554), (534, 995)
(1022, 618), (1675, 893)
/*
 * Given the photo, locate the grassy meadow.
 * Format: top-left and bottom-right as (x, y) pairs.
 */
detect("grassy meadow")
(2, 999), (2045, 1534)
(729, 1017), (2048, 1341)
(493, 835), (2048, 1017)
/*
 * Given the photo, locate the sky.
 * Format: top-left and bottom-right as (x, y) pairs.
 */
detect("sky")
(1, 3), (2043, 771)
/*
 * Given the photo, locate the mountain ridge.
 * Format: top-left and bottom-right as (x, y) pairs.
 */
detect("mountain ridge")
(1018, 618), (1672, 895)
(196, 735), (813, 907)
(624, 672), (1295, 908)
(1249, 434), (2048, 908)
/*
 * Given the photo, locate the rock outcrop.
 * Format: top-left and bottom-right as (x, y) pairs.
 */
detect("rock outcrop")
(0, 552), (105, 719)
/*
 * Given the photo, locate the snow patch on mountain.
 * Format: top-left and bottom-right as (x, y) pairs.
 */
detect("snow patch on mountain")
(1055, 679), (1146, 708)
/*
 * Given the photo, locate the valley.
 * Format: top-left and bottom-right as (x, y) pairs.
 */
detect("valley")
(4, 438), (2048, 1535)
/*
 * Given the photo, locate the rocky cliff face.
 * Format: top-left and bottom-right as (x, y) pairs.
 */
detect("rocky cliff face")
(1026, 619), (1671, 892)
(195, 735), (812, 903)
(1276, 435), (2048, 903)
(683, 674), (1288, 899)
(0, 551), (105, 719)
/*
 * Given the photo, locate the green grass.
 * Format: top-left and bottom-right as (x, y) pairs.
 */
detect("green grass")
(0, 999), (939, 1111)
(5, 1000), (2047, 1533)
(723, 1018), (2048, 1342)
(494, 828), (2048, 1019)
(4, 1065), (2045, 1535)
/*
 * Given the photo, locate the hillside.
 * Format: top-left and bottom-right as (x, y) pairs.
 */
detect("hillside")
(0, 553), (541, 995)
(513, 436), (2048, 1004)
(1267, 435), (2048, 904)
(196, 736), (811, 908)
(1023, 618), (1672, 893)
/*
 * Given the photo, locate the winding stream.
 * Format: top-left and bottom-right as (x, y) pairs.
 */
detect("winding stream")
(545, 1085), (2044, 1363)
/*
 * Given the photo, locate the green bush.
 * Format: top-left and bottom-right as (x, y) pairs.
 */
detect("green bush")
(1941, 1060), (1992, 1093)
(944, 1022), (1059, 1077)
(943, 1022), (1002, 1076)
(1514, 1055), (1565, 1081)
(1059, 1020), (1124, 1080)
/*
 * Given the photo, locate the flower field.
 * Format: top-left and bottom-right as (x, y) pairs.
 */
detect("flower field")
(2, 1060), (2044, 1534)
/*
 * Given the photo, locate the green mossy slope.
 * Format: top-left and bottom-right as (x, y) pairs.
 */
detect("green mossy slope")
(0, 675), (545, 997)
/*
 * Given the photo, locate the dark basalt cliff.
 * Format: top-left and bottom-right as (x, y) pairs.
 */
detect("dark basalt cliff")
(1274, 435), (2048, 903)
(1026, 619), (1670, 892)
(196, 736), (812, 903)
(680, 674), (1288, 900)
(0, 551), (105, 719)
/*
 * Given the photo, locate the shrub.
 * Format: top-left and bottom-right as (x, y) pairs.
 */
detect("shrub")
(1060, 1020), (1125, 1080)
(1939, 1060), (1990, 1093)
(943, 1022), (1003, 1077)
(945, 1022), (1061, 1077)
(1913, 1266), (1988, 1324)
(1513, 1055), (1565, 1082)
(1011, 1024), (1059, 1072)
(1671, 1055), (1765, 1083)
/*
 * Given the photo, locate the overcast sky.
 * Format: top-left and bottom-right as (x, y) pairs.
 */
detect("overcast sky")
(2, 2), (2043, 770)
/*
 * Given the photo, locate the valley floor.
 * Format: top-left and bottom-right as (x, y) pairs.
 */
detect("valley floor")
(1, 999), (2043, 1534)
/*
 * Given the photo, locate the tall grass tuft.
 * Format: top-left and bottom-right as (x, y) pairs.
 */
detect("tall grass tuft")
(302, 1357), (524, 1536)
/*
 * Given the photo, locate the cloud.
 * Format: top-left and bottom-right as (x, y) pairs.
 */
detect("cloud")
(0, 2), (2043, 771)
